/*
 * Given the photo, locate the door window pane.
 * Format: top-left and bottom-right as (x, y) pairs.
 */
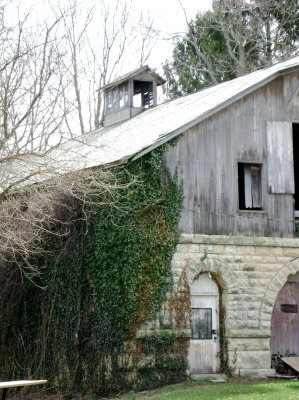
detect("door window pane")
(191, 308), (212, 339)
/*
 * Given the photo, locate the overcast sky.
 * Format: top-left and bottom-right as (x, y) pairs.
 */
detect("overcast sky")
(132, 0), (213, 69)
(134, 0), (212, 33)
(10, 0), (212, 70)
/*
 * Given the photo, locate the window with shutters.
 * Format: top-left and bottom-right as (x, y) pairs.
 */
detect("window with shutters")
(238, 163), (262, 210)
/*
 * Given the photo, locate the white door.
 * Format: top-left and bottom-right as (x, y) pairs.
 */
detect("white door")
(188, 273), (220, 374)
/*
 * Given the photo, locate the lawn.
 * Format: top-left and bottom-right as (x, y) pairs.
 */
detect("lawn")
(8, 378), (299, 400)
(121, 379), (299, 400)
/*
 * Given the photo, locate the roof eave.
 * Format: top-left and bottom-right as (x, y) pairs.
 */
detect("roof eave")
(100, 66), (165, 91)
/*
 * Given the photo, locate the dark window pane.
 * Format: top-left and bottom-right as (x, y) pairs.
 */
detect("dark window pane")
(191, 308), (212, 339)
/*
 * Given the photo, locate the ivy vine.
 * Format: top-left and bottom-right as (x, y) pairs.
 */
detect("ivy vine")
(0, 145), (184, 395)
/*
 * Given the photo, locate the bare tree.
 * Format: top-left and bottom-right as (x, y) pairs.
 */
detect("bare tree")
(211, 0), (299, 73)
(53, 0), (159, 131)
(0, 163), (126, 280)
(0, 10), (67, 160)
(0, 0), (158, 280)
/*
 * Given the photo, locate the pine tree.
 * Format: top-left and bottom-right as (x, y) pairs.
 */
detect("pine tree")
(163, 0), (299, 99)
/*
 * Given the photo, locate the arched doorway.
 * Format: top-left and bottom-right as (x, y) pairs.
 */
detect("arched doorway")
(271, 271), (299, 356)
(188, 272), (220, 374)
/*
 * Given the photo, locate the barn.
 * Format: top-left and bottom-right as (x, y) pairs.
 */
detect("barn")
(2, 56), (299, 388)
(89, 57), (299, 377)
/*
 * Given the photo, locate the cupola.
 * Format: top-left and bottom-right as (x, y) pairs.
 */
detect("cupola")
(102, 66), (165, 127)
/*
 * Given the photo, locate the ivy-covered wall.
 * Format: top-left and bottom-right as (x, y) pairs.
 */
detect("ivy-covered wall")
(0, 147), (187, 396)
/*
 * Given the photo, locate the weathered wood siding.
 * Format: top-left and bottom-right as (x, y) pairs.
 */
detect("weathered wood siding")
(164, 72), (299, 237)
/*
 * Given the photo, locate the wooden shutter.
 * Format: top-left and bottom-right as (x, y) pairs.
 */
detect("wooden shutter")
(244, 165), (253, 208)
(266, 121), (294, 194)
(243, 164), (262, 209)
(251, 165), (262, 208)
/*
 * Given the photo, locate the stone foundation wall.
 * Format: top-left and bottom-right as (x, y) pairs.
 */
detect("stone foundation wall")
(168, 234), (299, 376)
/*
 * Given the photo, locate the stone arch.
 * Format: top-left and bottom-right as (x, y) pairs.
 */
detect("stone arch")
(259, 257), (299, 334)
(182, 256), (231, 295)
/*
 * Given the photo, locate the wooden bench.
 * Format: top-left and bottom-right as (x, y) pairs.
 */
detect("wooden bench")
(0, 380), (47, 400)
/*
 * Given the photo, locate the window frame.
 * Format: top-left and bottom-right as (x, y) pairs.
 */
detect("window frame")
(238, 162), (263, 211)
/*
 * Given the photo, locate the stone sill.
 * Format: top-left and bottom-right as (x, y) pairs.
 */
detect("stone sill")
(180, 234), (299, 248)
(227, 329), (270, 338)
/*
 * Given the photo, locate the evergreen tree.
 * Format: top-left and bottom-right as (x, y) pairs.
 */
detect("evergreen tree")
(163, 0), (299, 99)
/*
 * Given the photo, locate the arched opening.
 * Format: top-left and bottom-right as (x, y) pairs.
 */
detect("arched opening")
(188, 272), (221, 374)
(271, 271), (299, 369)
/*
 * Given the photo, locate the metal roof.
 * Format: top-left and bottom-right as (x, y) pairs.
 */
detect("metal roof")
(2, 55), (299, 193)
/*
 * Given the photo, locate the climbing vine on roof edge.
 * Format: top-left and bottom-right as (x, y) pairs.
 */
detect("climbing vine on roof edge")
(0, 145), (185, 396)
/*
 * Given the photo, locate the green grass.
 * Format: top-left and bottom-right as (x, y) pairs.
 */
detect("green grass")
(120, 379), (299, 400)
